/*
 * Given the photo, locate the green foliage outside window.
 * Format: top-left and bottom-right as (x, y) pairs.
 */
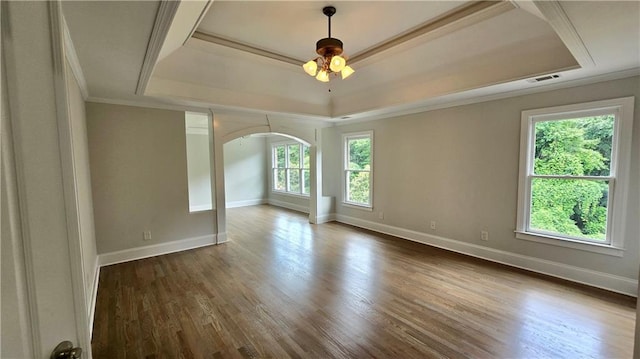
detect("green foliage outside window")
(346, 136), (372, 205)
(273, 143), (309, 195)
(530, 115), (614, 241)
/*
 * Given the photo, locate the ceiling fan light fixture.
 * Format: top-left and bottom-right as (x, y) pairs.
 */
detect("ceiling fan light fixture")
(329, 55), (346, 72)
(304, 6), (354, 82)
(316, 69), (330, 82)
(303, 60), (318, 76)
(341, 65), (355, 79)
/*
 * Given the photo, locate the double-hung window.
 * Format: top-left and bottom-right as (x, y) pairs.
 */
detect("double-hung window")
(516, 97), (634, 256)
(343, 131), (373, 208)
(272, 142), (310, 195)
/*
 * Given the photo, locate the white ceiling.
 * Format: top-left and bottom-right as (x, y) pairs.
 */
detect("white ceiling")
(62, 1), (640, 122)
(197, 1), (467, 61)
(62, 1), (159, 101)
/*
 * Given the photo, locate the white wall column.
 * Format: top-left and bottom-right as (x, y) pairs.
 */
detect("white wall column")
(309, 129), (321, 223)
(211, 112), (227, 243)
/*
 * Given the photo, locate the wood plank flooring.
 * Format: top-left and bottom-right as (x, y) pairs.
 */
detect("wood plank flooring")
(92, 205), (636, 358)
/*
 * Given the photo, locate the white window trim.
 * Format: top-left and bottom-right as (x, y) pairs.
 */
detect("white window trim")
(271, 140), (310, 197)
(342, 130), (374, 210)
(515, 97), (634, 257)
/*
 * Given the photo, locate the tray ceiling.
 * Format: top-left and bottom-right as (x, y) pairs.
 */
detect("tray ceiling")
(61, 1), (640, 122)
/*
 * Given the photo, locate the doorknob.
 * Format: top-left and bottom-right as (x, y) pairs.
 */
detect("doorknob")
(50, 341), (82, 359)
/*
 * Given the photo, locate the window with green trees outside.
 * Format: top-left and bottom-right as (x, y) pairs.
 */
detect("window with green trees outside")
(517, 97), (634, 253)
(272, 142), (310, 196)
(343, 131), (373, 207)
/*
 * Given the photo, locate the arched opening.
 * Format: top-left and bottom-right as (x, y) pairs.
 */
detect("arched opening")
(223, 133), (313, 238)
(212, 125), (325, 243)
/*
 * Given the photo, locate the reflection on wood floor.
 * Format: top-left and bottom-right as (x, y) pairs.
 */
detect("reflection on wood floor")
(92, 205), (635, 358)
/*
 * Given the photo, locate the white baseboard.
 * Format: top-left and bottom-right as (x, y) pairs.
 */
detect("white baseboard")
(268, 199), (309, 214)
(226, 199), (267, 208)
(335, 214), (638, 297)
(189, 204), (213, 212)
(88, 260), (100, 336)
(314, 213), (336, 224)
(98, 234), (217, 267)
(217, 232), (229, 244)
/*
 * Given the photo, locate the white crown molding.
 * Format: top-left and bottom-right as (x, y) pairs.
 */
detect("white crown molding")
(192, 1), (515, 69)
(185, 1), (213, 43)
(533, 1), (595, 68)
(192, 31), (304, 66)
(62, 16), (89, 99)
(136, 0), (180, 95)
(334, 214), (638, 297)
(350, 1), (515, 65)
(91, 66), (638, 127)
(336, 67), (640, 125)
(86, 96), (210, 113)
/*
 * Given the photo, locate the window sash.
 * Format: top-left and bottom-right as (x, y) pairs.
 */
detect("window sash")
(529, 113), (619, 177)
(272, 143), (309, 196)
(342, 132), (373, 208)
(344, 169), (371, 205)
(516, 97), (634, 254)
(525, 176), (614, 244)
(525, 113), (617, 244)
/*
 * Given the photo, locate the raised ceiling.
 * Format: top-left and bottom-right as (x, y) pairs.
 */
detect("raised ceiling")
(62, 1), (640, 122)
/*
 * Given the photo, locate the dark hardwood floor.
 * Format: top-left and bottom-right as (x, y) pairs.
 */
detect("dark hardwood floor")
(92, 205), (636, 358)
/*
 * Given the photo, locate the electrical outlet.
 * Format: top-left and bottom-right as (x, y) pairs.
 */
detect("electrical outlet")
(378, 211), (384, 220)
(481, 230), (489, 241)
(143, 230), (152, 241)
(430, 221), (436, 230)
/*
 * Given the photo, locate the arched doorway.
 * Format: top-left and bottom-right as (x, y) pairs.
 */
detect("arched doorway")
(212, 124), (326, 243)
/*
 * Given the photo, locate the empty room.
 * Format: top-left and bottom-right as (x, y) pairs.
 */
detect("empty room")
(2, 1), (639, 358)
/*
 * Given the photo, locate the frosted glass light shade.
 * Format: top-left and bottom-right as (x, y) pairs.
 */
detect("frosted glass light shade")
(329, 55), (346, 72)
(303, 60), (318, 76)
(316, 70), (329, 82)
(341, 65), (355, 79)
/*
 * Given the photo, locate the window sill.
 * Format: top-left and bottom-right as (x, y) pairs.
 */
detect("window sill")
(515, 231), (624, 257)
(341, 202), (373, 211)
(189, 206), (214, 213)
(271, 190), (310, 199)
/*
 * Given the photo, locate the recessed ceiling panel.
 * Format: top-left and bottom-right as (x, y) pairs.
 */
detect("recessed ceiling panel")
(62, 1), (160, 99)
(562, 1), (640, 70)
(197, 1), (468, 61)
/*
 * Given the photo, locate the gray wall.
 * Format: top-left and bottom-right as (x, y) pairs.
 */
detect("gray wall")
(86, 102), (214, 254)
(224, 136), (268, 206)
(324, 76), (640, 281)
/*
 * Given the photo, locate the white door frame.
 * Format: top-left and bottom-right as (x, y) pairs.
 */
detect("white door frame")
(1, 1), (91, 357)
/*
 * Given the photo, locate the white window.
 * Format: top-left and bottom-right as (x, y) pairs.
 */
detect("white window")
(516, 97), (634, 256)
(343, 131), (373, 208)
(272, 142), (310, 196)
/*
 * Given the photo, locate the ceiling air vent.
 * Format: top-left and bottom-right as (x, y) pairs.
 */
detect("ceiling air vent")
(527, 74), (561, 83)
